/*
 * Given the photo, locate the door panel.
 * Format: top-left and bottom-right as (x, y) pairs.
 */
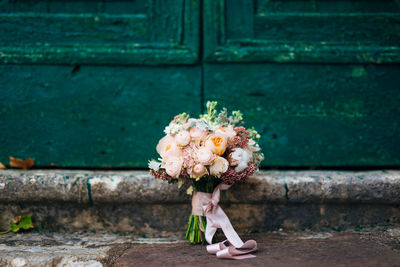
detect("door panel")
(204, 0), (400, 63)
(0, 0), (199, 65)
(0, 0), (201, 167)
(204, 64), (400, 166)
(0, 65), (201, 167)
(204, 0), (400, 166)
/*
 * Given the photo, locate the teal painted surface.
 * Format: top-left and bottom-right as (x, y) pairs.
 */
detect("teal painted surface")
(204, 1), (400, 63)
(0, 0), (199, 65)
(0, 0), (399, 167)
(202, 0), (400, 167)
(204, 64), (400, 166)
(0, 65), (201, 167)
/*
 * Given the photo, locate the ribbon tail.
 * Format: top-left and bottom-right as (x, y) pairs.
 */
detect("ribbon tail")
(200, 183), (258, 260)
(215, 207), (243, 248)
(205, 216), (218, 245)
(208, 240), (258, 260)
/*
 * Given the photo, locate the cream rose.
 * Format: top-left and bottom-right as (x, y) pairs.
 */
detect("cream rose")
(175, 130), (190, 147)
(228, 148), (250, 173)
(164, 156), (183, 178)
(156, 135), (182, 158)
(215, 125), (236, 140)
(189, 126), (208, 142)
(204, 134), (227, 156)
(196, 147), (215, 165)
(210, 156), (229, 177)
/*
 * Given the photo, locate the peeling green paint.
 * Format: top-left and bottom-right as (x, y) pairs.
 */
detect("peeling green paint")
(86, 177), (93, 205)
(72, 178), (80, 187)
(284, 183), (289, 201)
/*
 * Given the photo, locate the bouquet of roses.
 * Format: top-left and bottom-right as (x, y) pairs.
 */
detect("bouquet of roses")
(149, 101), (263, 259)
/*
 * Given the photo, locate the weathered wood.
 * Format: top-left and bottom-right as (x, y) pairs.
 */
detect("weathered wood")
(204, 63), (400, 166)
(0, 0), (399, 168)
(0, 65), (201, 167)
(256, 0), (400, 13)
(0, 0), (199, 65)
(204, 1), (400, 63)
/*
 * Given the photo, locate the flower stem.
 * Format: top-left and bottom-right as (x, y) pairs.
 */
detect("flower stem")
(185, 214), (206, 244)
(0, 229), (10, 234)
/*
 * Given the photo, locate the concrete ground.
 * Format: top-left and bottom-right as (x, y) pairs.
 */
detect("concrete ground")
(116, 229), (400, 267)
(1, 228), (399, 266)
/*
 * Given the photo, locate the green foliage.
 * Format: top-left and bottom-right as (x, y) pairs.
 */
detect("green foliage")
(201, 101), (245, 127)
(201, 101), (218, 124)
(0, 215), (34, 234)
(192, 175), (221, 193)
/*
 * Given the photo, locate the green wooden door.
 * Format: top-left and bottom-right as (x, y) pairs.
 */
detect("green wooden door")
(0, 0), (399, 168)
(0, 0), (201, 167)
(203, 0), (400, 167)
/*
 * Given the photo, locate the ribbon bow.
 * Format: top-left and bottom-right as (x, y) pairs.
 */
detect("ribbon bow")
(192, 183), (258, 260)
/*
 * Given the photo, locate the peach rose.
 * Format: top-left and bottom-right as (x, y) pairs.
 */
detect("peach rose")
(175, 130), (190, 147)
(215, 125), (236, 139)
(210, 156), (229, 177)
(204, 134), (227, 156)
(156, 135), (182, 158)
(196, 147), (215, 165)
(164, 156), (183, 178)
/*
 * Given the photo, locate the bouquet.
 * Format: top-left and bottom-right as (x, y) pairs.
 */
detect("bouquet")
(149, 101), (263, 259)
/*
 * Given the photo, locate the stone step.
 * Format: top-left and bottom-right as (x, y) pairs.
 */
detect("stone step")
(0, 228), (399, 267)
(0, 170), (399, 233)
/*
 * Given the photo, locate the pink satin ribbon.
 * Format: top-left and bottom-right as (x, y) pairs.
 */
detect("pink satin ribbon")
(192, 183), (258, 260)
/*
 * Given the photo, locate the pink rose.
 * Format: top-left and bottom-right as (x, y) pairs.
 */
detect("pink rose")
(175, 130), (190, 147)
(204, 134), (227, 156)
(209, 156), (229, 177)
(190, 164), (208, 179)
(196, 147), (215, 165)
(164, 156), (183, 178)
(189, 127), (208, 142)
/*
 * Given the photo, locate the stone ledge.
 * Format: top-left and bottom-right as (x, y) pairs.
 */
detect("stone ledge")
(0, 170), (399, 204)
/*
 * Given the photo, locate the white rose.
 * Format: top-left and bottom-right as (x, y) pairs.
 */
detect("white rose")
(196, 147), (215, 165)
(164, 156), (183, 178)
(228, 148), (250, 173)
(247, 139), (260, 152)
(175, 130), (191, 147)
(210, 156), (229, 177)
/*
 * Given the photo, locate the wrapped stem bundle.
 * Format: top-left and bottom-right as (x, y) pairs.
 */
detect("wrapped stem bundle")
(186, 175), (221, 244)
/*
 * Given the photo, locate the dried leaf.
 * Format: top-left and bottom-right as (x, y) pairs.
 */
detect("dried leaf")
(9, 156), (34, 170)
(0, 162), (6, 169)
(186, 185), (193, 195)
